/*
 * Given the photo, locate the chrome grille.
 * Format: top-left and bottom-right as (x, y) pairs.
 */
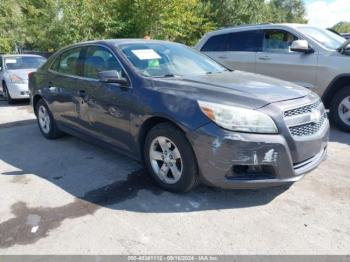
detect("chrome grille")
(284, 99), (327, 138)
(284, 99), (322, 117)
(289, 113), (326, 137)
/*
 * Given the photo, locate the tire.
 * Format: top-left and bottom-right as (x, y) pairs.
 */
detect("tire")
(144, 122), (199, 193)
(35, 99), (63, 139)
(329, 86), (350, 132)
(3, 83), (15, 104)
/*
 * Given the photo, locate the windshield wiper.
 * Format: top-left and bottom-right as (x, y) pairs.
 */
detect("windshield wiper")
(153, 74), (180, 78)
(337, 39), (350, 54)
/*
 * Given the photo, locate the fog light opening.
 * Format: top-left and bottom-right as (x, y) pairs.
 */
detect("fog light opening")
(226, 165), (276, 180)
(233, 165), (263, 175)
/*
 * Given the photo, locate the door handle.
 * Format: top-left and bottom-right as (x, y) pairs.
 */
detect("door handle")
(218, 56), (228, 59)
(47, 82), (58, 93)
(77, 90), (86, 97)
(258, 56), (271, 61)
(48, 81), (55, 90)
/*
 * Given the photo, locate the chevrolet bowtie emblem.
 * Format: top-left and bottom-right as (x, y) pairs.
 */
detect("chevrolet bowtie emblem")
(310, 109), (322, 123)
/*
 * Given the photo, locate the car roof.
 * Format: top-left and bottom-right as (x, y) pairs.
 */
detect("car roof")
(203, 23), (315, 36)
(106, 39), (177, 46)
(1, 54), (44, 58)
(66, 39), (179, 49)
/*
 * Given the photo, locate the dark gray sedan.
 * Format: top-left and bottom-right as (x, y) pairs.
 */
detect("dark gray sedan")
(29, 39), (329, 192)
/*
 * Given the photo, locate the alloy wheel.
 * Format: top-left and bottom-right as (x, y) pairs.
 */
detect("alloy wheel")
(338, 95), (350, 126)
(38, 105), (51, 134)
(149, 136), (183, 184)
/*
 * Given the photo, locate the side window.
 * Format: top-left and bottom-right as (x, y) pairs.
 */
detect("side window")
(83, 46), (123, 79)
(263, 30), (298, 53)
(0, 57), (3, 70)
(50, 55), (61, 72)
(200, 34), (228, 52)
(51, 47), (83, 76)
(226, 30), (262, 52)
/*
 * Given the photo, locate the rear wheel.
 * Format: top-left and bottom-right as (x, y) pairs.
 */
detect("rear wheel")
(330, 86), (350, 132)
(36, 99), (63, 139)
(144, 122), (199, 192)
(3, 83), (14, 104)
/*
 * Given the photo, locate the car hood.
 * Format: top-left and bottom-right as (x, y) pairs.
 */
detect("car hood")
(152, 70), (311, 109)
(7, 69), (37, 81)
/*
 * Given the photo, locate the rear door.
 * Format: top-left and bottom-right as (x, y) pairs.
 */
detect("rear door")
(200, 30), (262, 73)
(255, 29), (318, 90)
(46, 47), (85, 129)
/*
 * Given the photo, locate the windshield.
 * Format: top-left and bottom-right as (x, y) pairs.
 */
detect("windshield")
(119, 42), (226, 77)
(298, 27), (346, 50)
(5, 56), (47, 70)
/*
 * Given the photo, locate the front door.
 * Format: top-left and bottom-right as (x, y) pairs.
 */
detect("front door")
(255, 29), (318, 90)
(76, 45), (134, 152)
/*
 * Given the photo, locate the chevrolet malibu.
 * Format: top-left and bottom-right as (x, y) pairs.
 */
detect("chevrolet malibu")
(29, 40), (329, 192)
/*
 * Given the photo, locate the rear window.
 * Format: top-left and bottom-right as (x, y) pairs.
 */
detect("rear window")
(201, 34), (228, 52)
(201, 30), (262, 52)
(227, 30), (262, 52)
(50, 47), (83, 76)
(5, 56), (46, 70)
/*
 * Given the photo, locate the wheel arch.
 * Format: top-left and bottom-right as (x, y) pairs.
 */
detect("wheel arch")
(322, 74), (350, 108)
(32, 94), (44, 116)
(137, 116), (188, 162)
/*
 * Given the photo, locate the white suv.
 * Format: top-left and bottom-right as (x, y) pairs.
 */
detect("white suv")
(196, 23), (350, 132)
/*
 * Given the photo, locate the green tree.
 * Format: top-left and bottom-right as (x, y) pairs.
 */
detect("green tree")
(204, 0), (269, 27)
(118, 0), (215, 45)
(20, 0), (125, 51)
(20, 0), (62, 51)
(56, 0), (125, 48)
(0, 0), (309, 53)
(202, 0), (307, 28)
(0, 0), (25, 53)
(332, 21), (350, 33)
(267, 0), (308, 24)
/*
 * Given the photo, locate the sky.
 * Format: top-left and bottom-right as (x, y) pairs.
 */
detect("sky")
(304, 0), (350, 28)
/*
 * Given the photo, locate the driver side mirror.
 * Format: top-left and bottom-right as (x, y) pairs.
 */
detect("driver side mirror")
(98, 70), (129, 87)
(291, 40), (314, 54)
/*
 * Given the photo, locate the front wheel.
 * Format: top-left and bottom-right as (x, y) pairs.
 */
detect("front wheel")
(144, 122), (199, 193)
(330, 86), (350, 132)
(36, 99), (63, 139)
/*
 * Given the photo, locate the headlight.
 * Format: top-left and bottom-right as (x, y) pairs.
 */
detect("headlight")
(198, 100), (278, 134)
(9, 74), (26, 84)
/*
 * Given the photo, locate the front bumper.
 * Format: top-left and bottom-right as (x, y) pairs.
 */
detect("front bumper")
(187, 120), (329, 189)
(7, 83), (30, 99)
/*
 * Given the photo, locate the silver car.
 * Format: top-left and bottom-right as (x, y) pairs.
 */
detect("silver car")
(196, 23), (350, 132)
(0, 54), (46, 103)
